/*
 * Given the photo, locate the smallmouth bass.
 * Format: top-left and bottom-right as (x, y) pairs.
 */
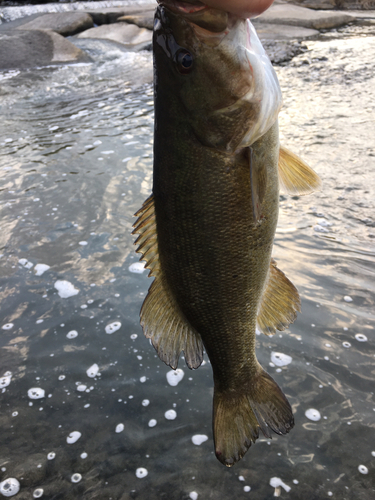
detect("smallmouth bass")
(133, 0), (321, 466)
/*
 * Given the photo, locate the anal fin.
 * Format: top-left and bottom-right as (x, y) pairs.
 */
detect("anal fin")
(279, 146), (321, 195)
(257, 259), (301, 336)
(132, 195), (204, 370)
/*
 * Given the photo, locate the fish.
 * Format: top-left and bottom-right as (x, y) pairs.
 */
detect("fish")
(133, 0), (321, 467)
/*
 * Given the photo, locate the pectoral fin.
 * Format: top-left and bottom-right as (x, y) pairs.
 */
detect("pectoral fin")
(247, 147), (267, 222)
(257, 259), (301, 336)
(279, 146), (321, 195)
(132, 195), (204, 370)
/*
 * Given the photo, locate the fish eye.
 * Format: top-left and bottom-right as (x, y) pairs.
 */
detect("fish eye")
(176, 49), (193, 74)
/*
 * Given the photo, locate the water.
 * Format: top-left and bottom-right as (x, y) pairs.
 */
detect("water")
(0, 11), (375, 500)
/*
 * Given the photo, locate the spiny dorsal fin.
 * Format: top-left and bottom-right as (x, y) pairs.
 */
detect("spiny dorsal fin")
(257, 259), (301, 336)
(132, 195), (204, 370)
(279, 146), (321, 195)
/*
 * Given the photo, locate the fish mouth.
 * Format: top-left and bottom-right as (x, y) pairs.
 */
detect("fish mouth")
(158, 0), (230, 36)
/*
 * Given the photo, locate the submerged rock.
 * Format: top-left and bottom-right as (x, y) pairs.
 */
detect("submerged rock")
(76, 22), (152, 48)
(0, 29), (91, 70)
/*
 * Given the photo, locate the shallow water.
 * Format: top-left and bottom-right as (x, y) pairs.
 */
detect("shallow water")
(0, 16), (375, 500)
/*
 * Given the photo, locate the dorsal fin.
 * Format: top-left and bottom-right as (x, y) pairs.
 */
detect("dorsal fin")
(279, 146), (321, 195)
(257, 259), (301, 336)
(132, 195), (204, 369)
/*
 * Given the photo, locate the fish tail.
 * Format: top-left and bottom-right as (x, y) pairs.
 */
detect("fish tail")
(213, 369), (294, 467)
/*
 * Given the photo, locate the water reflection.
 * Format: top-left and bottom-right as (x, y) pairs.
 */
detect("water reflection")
(0, 22), (374, 500)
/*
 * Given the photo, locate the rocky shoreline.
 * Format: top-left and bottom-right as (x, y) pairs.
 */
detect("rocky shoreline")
(0, 1), (372, 72)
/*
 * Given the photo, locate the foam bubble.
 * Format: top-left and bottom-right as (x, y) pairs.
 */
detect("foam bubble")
(86, 364), (99, 378)
(129, 262), (146, 274)
(47, 452), (55, 460)
(191, 435), (208, 445)
(2, 323), (14, 330)
(66, 330), (78, 339)
(189, 493), (198, 500)
(164, 410), (177, 420)
(54, 280), (79, 298)
(269, 477), (291, 493)
(305, 408), (321, 421)
(35, 264), (50, 276)
(343, 296), (353, 302)
(28, 388), (45, 400)
(355, 334), (368, 342)
(80, 452), (88, 459)
(67, 431), (81, 444)
(105, 322), (121, 334)
(166, 369), (184, 386)
(239, 476), (245, 482)
(148, 419), (157, 428)
(33, 488), (44, 498)
(115, 424), (124, 433)
(342, 342), (351, 348)
(0, 374), (12, 388)
(140, 376), (146, 383)
(271, 352), (292, 367)
(135, 468), (148, 479)
(372, 451), (375, 457)
(0, 478), (20, 497)
(131, 334), (138, 340)
(358, 465), (368, 474)
(244, 486), (251, 492)
(19, 258), (33, 269)
(77, 385), (87, 392)
(142, 399), (150, 407)
(71, 473), (82, 483)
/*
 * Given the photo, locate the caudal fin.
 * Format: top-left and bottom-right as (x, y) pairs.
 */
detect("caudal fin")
(213, 369), (294, 467)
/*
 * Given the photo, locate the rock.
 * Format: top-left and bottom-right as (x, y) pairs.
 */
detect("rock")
(0, 30), (91, 70)
(117, 14), (154, 30)
(85, 4), (156, 26)
(283, 0), (336, 10)
(254, 22), (319, 39)
(256, 4), (355, 29)
(14, 12), (94, 37)
(263, 40), (307, 64)
(76, 22), (152, 48)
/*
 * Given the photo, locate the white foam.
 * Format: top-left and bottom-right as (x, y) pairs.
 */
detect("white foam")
(269, 477), (291, 493)
(0, 374), (12, 388)
(372, 451), (375, 457)
(71, 473), (82, 483)
(67, 431), (81, 444)
(58, 375), (65, 381)
(344, 296), (353, 302)
(305, 408), (321, 421)
(19, 258), (33, 269)
(0, 478), (20, 497)
(33, 488), (44, 498)
(66, 330), (78, 339)
(54, 280), (79, 298)
(35, 264), (50, 276)
(115, 423), (124, 433)
(189, 493), (198, 500)
(355, 333), (368, 342)
(342, 341), (351, 348)
(148, 419), (157, 428)
(239, 476), (245, 481)
(28, 388), (45, 400)
(102, 150), (114, 155)
(80, 452), (88, 459)
(271, 352), (292, 367)
(1, 323), (14, 331)
(47, 452), (55, 460)
(131, 334), (138, 340)
(79, 241), (88, 246)
(142, 399), (150, 407)
(140, 376), (146, 383)
(86, 364), (99, 378)
(129, 262), (146, 274)
(164, 410), (177, 420)
(166, 369), (184, 386)
(77, 385), (87, 392)
(244, 486), (251, 492)
(105, 322), (121, 334)
(358, 465), (368, 474)
(135, 468), (148, 479)
(191, 435), (208, 446)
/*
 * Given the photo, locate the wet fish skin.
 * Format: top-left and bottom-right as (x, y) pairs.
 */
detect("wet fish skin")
(133, 2), (320, 466)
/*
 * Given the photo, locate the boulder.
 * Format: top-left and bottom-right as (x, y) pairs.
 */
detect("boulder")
(85, 4), (156, 25)
(254, 22), (319, 39)
(256, 4), (355, 29)
(76, 22), (152, 48)
(14, 12), (94, 37)
(117, 14), (154, 30)
(0, 30), (91, 70)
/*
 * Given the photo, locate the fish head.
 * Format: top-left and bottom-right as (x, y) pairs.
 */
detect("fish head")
(154, 0), (282, 152)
